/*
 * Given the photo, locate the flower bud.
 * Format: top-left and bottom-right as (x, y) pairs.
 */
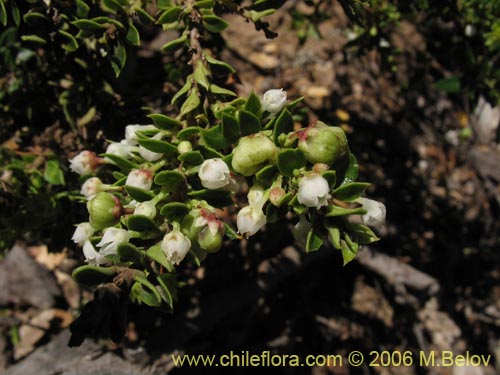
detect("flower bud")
(177, 141), (193, 154)
(133, 200), (157, 219)
(87, 192), (122, 230)
(297, 173), (331, 208)
(237, 205), (266, 237)
(269, 186), (286, 206)
(262, 88), (287, 113)
(69, 150), (101, 176)
(81, 177), (106, 199)
(72, 222), (95, 244)
(298, 122), (348, 165)
(161, 229), (191, 265)
(106, 141), (135, 159)
(199, 158), (231, 189)
(197, 224), (224, 253)
(126, 169), (153, 191)
(82, 240), (108, 265)
(232, 133), (277, 176)
(125, 124), (157, 145)
(357, 197), (386, 228)
(97, 227), (130, 256)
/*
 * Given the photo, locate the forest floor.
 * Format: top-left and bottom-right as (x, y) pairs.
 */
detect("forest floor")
(1, 2), (500, 375)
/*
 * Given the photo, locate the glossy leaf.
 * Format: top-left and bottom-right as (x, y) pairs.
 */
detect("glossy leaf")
(160, 202), (189, 221)
(124, 186), (155, 202)
(127, 214), (159, 231)
(238, 109), (261, 136)
(154, 170), (184, 190)
(333, 182), (370, 201)
(327, 225), (341, 250)
(276, 149), (305, 177)
(224, 223), (240, 240)
(205, 54), (235, 72)
(306, 229), (323, 253)
(202, 15), (228, 33)
(126, 22), (140, 46)
(135, 7), (155, 24)
(156, 274), (173, 310)
(148, 113), (181, 130)
(157, 6), (182, 24)
(21, 35), (47, 44)
(72, 265), (116, 286)
(178, 151), (204, 165)
(132, 277), (162, 306)
(255, 165), (277, 185)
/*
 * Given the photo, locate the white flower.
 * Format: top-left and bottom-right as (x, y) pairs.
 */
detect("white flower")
(80, 177), (106, 199)
(134, 201), (157, 219)
(161, 229), (191, 265)
(72, 222), (95, 244)
(237, 205), (266, 237)
(262, 88), (287, 113)
(82, 240), (108, 265)
(292, 215), (312, 249)
(198, 158), (231, 189)
(357, 197), (386, 228)
(126, 169), (153, 191)
(106, 141), (135, 159)
(139, 145), (163, 162)
(247, 185), (265, 207)
(297, 173), (331, 208)
(69, 150), (99, 176)
(96, 227), (130, 256)
(125, 124), (157, 145)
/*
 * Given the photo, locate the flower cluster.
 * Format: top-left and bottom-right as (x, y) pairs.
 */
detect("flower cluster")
(70, 89), (385, 307)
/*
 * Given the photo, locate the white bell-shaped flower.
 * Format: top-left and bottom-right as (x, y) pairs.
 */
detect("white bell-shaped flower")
(237, 205), (266, 238)
(96, 227), (130, 256)
(126, 169), (153, 191)
(125, 124), (157, 145)
(82, 240), (108, 265)
(161, 229), (191, 265)
(72, 222), (95, 244)
(105, 141), (135, 159)
(297, 173), (331, 208)
(69, 150), (99, 176)
(198, 158), (231, 189)
(133, 200), (157, 219)
(80, 177), (106, 199)
(357, 197), (386, 228)
(262, 88), (287, 113)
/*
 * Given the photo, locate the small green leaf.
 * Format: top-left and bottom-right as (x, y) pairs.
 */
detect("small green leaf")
(195, 0), (214, 8)
(306, 229), (323, 253)
(205, 54), (235, 72)
(200, 125), (229, 149)
(10, 0), (20, 27)
(276, 149), (305, 177)
(255, 165), (277, 185)
(322, 170), (336, 186)
(44, 160), (65, 185)
(23, 12), (49, 24)
(101, 0), (122, 13)
(146, 244), (174, 272)
(127, 214), (159, 231)
(435, 76), (461, 93)
(244, 91), (262, 115)
(59, 30), (79, 52)
(157, 6), (182, 24)
(341, 234), (359, 265)
(117, 243), (143, 264)
(21, 35), (47, 44)
(137, 138), (177, 155)
(0, 0), (7, 26)
(193, 60), (210, 90)
(156, 274), (173, 310)
(339, 153), (358, 186)
(161, 33), (188, 52)
(102, 153), (139, 169)
(333, 182), (370, 202)
(125, 186), (155, 202)
(111, 43), (127, 77)
(148, 113), (181, 130)
(209, 84), (236, 97)
(273, 109), (293, 142)
(160, 202), (189, 221)
(178, 150), (204, 165)
(265, 204), (288, 223)
(180, 88), (201, 116)
(326, 225), (341, 250)
(221, 113), (240, 143)
(72, 265), (116, 286)
(126, 22), (140, 46)
(345, 223), (379, 245)
(198, 144), (223, 159)
(325, 205), (367, 217)
(134, 7), (155, 24)
(188, 189), (233, 207)
(157, 0), (172, 9)
(172, 78), (192, 105)
(112, 171), (125, 180)
(238, 109), (261, 136)
(72, 19), (107, 31)
(202, 15), (228, 33)
(177, 126), (199, 140)
(224, 223), (240, 240)
(249, 8), (275, 22)
(154, 170), (184, 190)
(76, 0), (90, 17)
(132, 277), (162, 306)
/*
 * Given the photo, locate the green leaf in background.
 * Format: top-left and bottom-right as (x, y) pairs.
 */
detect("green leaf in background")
(238, 109), (261, 136)
(21, 35), (47, 44)
(161, 32), (188, 52)
(200, 125), (230, 149)
(72, 19), (107, 32)
(157, 6), (182, 24)
(202, 15), (229, 33)
(102, 153), (139, 169)
(209, 84), (236, 97)
(340, 153), (358, 186)
(148, 113), (181, 130)
(306, 229), (323, 253)
(134, 7), (155, 24)
(326, 225), (341, 250)
(126, 22), (140, 46)
(341, 233), (359, 265)
(111, 43), (127, 77)
(221, 112), (240, 143)
(101, 0), (123, 13)
(244, 91), (262, 115)
(76, 0), (90, 17)
(44, 160), (65, 185)
(276, 149), (305, 177)
(193, 60), (211, 90)
(1, 0), (7, 26)
(273, 109), (294, 142)
(333, 182), (370, 201)
(59, 30), (79, 52)
(322, 170), (336, 187)
(160, 202), (189, 222)
(72, 265), (116, 286)
(154, 170), (184, 190)
(124, 186), (155, 202)
(10, 0), (20, 27)
(434, 76), (461, 93)
(180, 88), (201, 116)
(345, 222), (379, 245)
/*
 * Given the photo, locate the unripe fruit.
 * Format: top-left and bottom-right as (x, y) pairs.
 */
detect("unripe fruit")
(232, 133), (277, 176)
(298, 122), (348, 165)
(87, 192), (122, 230)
